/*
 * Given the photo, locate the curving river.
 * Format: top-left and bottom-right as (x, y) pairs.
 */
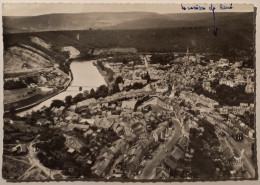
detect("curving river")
(16, 60), (106, 117)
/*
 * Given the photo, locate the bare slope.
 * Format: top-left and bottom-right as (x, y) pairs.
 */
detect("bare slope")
(4, 46), (53, 73)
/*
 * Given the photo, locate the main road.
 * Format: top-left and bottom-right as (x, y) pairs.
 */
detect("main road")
(136, 118), (183, 179)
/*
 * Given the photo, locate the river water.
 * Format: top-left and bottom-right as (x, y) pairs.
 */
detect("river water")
(16, 60), (106, 117)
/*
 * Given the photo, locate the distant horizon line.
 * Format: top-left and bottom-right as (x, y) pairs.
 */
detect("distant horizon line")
(3, 10), (254, 17)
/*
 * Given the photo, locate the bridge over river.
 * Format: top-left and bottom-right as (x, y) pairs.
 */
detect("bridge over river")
(16, 59), (106, 117)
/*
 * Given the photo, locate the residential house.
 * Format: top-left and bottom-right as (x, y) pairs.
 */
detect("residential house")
(77, 98), (96, 108)
(248, 129), (255, 139)
(51, 106), (65, 116)
(11, 144), (27, 154)
(219, 78), (235, 87)
(152, 122), (169, 142)
(92, 152), (114, 177)
(84, 129), (94, 138)
(67, 124), (89, 131)
(245, 76), (254, 94)
(171, 147), (185, 162)
(4, 118), (14, 125)
(121, 99), (137, 110)
(126, 145), (143, 178)
(36, 118), (51, 126)
(163, 157), (178, 171)
(155, 165), (170, 179)
(138, 96), (173, 111)
(64, 136), (83, 152)
(94, 118), (114, 129)
(177, 137), (189, 151)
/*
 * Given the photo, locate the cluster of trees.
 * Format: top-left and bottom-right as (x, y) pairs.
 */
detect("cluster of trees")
(50, 99), (65, 108)
(113, 75), (149, 93)
(5, 20), (255, 68)
(65, 84), (118, 106)
(4, 80), (27, 90)
(142, 72), (151, 83)
(106, 55), (141, 65)
(194, 83), (254, 106)
(189, 119), (231, 179)
(36, 128), (67, 169)
(24, 76), (38, 85)
(58, 58), (71, 75)
(60, 127), (119, 177)
(241, 58), (254, 69)
(150, 53), (175, 65)
(26, 113), (38, 126)
(115, 76), (124, 85)
(95, 85), (109, 98)
(65, 95), (73, 105)
(69, 74), (148, 106)
(35, 128), (97, 178)
(146, 112), (172, 132)
(85, 127), (120, 148)
(110, 76), (124, 94)
(52, 85), (112, 108)
(28, 111), (119, 178)
(73, 93), (87, 104)
(4, 75), (43, 90)
(200, 119), (220, 147)
(49, 76), (125, 113)
(124, 82), (145, 91)
(96, 60), (114, 82)
(134, 95), (150, 111)
(238, 111), (255, 129)
(25, 109), (53, 126)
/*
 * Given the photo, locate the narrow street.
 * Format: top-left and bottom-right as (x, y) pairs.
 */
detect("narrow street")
(136, 118), (183, 179)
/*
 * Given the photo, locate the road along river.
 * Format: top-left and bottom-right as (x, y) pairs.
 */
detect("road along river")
(16, 59), (106, 117)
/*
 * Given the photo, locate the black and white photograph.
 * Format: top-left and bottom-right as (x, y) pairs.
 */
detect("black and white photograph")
(1, 2), (258, 182)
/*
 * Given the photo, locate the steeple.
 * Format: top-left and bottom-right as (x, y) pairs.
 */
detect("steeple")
(186, 46), (189, 61)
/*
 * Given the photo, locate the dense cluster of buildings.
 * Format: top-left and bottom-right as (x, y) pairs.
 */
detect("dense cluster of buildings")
(52, 54), (254, 179)
(4, 51), (255, 180)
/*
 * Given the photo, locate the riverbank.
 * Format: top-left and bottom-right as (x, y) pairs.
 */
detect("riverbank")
(94, 60), (114, 89)
(7, 57), (111, 116)
(13, 58), (108, 116)
(5, 67), (73, 115)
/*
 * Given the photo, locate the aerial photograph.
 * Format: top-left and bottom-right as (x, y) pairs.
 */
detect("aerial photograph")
(2, 3), (257, 182)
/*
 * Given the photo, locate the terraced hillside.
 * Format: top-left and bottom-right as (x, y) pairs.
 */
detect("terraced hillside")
(3, 36), (73, 112)
(4, 45), (53, 74)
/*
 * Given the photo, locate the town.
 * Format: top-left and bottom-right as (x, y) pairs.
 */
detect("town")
(3, 49), (256, 181)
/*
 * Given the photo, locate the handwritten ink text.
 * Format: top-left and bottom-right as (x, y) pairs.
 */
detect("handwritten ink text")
(220, 4), (233, 10)
(181, 3), (233, 11)
(181, 4), (206, 11)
